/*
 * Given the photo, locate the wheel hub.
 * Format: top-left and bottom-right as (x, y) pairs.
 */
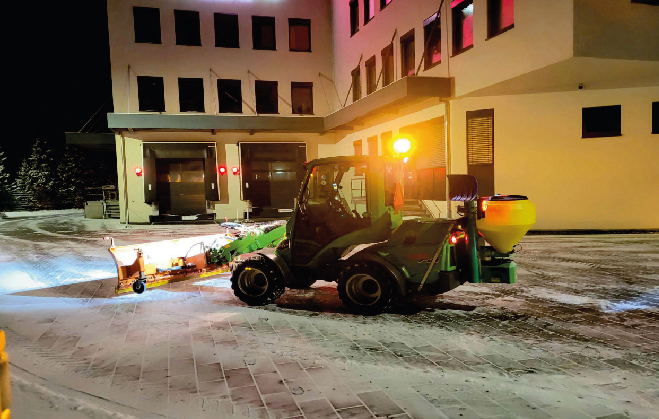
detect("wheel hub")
(238, 268), (269, 297)
(347, 273), (381, 306)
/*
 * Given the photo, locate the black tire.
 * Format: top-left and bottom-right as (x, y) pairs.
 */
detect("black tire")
(337, 263), (395, 315)
(275, 239), (316, 289)
(132, 279), (146, 294)
(230, 256), (285, 306)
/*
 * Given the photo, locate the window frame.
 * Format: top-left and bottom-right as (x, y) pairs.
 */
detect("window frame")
(252, 16), (277, 50)
(350, 0), (360, 36)
(255, 80), (279, 114)
(137, 76), (165, 113)
(381, 44), (394, 87)
(400, 29), (415, 78)
(291, 82), (314, 115)
(487, 0), (514, 39)
(423, 12), (442, 70)
(214, 13), (240, 48)
(380, 0), (393, 10)
(451, 0), (474, 56)
(289, 18), (311, 52)
(351, 65), (361, 102)
(174, 9), (202, 46)
(365, 56), (377, 95)
(133, 6), (161, 44)
(217, 79), (242, 114)
(582, 105), (622, 139)
(364, 0), (375, 24)
(178, 78), (205, 113)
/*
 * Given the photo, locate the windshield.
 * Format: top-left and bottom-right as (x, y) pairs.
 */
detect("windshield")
(301, 161), (368, 219)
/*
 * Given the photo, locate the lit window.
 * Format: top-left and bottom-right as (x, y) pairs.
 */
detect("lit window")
(291, 82), (313, 114)
(381, 44), (394, 87)
(364, 0), (375, 24)
(137, 76), (165, 112)
(215, 13), (239, 48)
(350, 0), (359, 36)
(380, 0), (393, 10)
(252, 16), (276, 50)
(255, 80), (278, 114)
(365, 56), (377, 94)
(582, 105), (622, 138)
(133, 7), (161, 44)
(351, 65), (361, 102)
(400, 29), (415, 77)
(423, 13), (441, 70)
(289, 18), (311, 52)
(178, 78), (204, 112)
(452, 0), (474, 55)
(175, 10), (201, 46)
(487, 0), (514, 38)
(217, 79), (242, 113)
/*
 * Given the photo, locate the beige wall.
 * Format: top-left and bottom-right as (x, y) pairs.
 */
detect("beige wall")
(108, 0), (335, 116)
(574, 0), (659, 61)
(450, 86), (659, 230)
(332, 0), (574, 99)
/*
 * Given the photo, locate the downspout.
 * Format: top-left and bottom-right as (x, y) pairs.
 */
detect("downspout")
(121, 134), (129, 224)
(444, 100), (451, 218)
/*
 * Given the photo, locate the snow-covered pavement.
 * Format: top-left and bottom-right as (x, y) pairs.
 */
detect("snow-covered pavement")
(0, 211), (657, 419)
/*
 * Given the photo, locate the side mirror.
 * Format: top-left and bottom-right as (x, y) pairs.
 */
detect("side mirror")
(448, 175), (479, 202)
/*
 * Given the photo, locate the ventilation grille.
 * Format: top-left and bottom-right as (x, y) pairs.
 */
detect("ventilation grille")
(467, 115), (493, 165)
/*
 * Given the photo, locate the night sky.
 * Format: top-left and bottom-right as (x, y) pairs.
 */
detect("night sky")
(6, 1), (112, 175)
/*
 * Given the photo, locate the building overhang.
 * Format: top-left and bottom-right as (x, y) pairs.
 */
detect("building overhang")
(65, 133), (116, 150)
(106, 76), (453, 136)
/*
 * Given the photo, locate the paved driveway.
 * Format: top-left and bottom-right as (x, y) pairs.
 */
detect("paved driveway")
(0, 211), (657, 419)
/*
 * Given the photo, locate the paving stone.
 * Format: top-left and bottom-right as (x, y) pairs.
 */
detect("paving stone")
(336, 405), (376, 419)
(357, 390), (404, 417)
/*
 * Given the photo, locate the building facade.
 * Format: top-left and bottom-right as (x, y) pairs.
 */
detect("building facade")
(106, 0), (659, 229)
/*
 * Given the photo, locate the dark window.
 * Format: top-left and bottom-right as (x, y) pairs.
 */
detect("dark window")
(488, 0), (514, 38)
(291, 82), (313, 114)
(381, 44), (394, 86)
(466, 109), (494, 196)
(423, 12), (441, 70)
(175, 10), (201, 46)
(350, 0), (359, 36)
(255, 80), (278, 114)
(452, 0), (474, 55)
(252, 16), (276, 50)
(364, 0), (375, 24)
(351, 65), (361, 102)
(582, 105), (622, 138)
(653, 102), (658, 134)
(365, 56), (377, 94)
(380, 0), (393, 10)
(631, 0), (659, 5)
(367, 135), (378, 156)
(178, 78), (205, 112)
(214, 13), (239, 48)
(289, 18), (311, 52)
(133, 7), (161, 44)
(137, 76), (165, 112)
(400, 117), (446, 200)
(401, 29), (415, 77)
(217, 79), (242, 113)
(353, 140), (363, 156)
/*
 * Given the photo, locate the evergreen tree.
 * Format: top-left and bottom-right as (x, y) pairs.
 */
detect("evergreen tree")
(56, 146), (87, 208)
(0, 148), (13, 211)
(14, 139), (56, 210)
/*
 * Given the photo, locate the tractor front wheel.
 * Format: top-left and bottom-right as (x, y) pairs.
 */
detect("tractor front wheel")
(338, 264), (394, 315)
(231, 257), (285, 306)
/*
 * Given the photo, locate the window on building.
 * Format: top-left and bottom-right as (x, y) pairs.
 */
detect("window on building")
(289, 18), (311, 52)
(400, 117), (446, 200)
(351, 65), (361, 102)
(178, 78), (205, 112)
(252, 16), (276, 50)
(365, 56), (377, 94)
(488, 0), (514, 38)
(255, 80), (278, 114)
(631, 0), (659, 5)
(215, 13), (239, 48)
(133, 7), (161, 44)
(137, 76), (165, 112)
(217, 79), (242, 113)
(175, 10), (201, 46)
(380, 0), (393, 10)
(350, 0), (359, 36)
(364, 0), (375, 24)
(353, 140), (363, 156)
(452, 0), (474, 55)
(400, 29), (415, 77)
(653, 102), (658, 134)
(582, 105), (621, 138)
(291, 82), (313, 114)
(466, 109), (494, 196)
(423, 12), (441, 70)
(381, 44), (394, 86)
(367, 135), (378, 156)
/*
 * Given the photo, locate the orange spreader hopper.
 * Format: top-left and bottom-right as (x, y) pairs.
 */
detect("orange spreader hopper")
(476, 195), (536, 253)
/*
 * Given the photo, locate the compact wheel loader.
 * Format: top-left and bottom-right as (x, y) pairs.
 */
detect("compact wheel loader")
(230, 156), (536, 315)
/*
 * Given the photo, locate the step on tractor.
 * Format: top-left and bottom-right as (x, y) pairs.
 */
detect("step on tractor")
(230, 155), (536, 315)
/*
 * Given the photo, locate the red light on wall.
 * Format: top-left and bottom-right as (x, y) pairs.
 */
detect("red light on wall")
(135, 167), (143, 176)
(218, 166), (227, 175)
(231, 167), (240, 175)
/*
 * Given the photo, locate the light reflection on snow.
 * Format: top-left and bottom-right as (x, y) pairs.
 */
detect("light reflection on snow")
(601, 287), (659, 313)
(0, 270), (46, 292)
(192, 278), (232, 288)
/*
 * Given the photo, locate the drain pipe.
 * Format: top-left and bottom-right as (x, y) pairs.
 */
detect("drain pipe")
(121, 134), (129, 224)
(443, 99), (452, 218)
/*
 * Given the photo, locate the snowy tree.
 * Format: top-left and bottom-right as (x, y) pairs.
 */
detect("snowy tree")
(0, 148), (13, 211)
(14, 139), (57, 210)
(56, 146), (88, 208)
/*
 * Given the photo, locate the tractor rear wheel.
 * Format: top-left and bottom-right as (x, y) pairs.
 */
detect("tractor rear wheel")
(231, 257), (285, 306)
(338, 264), (394, 315)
